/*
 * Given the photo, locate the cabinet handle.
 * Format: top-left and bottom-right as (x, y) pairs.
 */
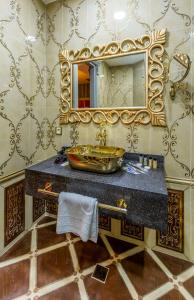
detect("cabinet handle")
(117, 199), (127, 209)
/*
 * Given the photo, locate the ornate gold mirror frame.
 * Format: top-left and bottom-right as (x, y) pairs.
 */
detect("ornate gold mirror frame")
(59, 29), (167, 126)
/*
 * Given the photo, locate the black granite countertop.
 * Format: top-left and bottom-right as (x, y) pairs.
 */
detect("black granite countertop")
(26, 152), (168, 231)
(26, 153), (167, 196)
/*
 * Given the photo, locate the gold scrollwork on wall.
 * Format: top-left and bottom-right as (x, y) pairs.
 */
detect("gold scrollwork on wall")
(59, 29), (167, 126)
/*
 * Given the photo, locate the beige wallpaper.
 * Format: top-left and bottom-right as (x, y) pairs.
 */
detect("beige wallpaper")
(46, 0), (194, 182)
(0, 0), (193, 182)
(0, 0), (48, 178)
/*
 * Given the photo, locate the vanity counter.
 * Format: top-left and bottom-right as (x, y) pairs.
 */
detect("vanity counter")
(25, 153), (168, 231)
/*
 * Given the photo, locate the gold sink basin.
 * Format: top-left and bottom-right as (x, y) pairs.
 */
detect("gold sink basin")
(65, 145), (125, 174)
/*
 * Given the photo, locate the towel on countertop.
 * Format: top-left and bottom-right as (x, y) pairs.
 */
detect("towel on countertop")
(56, 192), (98, 243)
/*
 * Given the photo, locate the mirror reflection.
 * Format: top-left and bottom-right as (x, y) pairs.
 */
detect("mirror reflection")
(72, 53), (146, 109)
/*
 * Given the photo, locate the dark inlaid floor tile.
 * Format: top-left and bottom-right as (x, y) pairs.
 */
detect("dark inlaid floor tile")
(154, 251), (193, 276)
(0, 259), (30, 300)
(38, 216), (56, 225)
(0, 232), (31, 262)
(74, 236), (110, 271)
(106, 236), (135, 255)
(121, 251), (168, 296)
(84, 264), (132, 300)
(158, 289), (185, 299)
(70, 233), (79, 239)
(39, 282), (81, 300)
(37, 224), (66, 249)
(183, 276), (194, 297)
(37, 246), (74, 288)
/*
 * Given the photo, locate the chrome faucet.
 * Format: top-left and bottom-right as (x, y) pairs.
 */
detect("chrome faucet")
(96, 121), (107, 146)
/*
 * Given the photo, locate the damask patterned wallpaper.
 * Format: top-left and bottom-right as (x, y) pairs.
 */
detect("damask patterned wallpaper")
(0, 0), (194, 182)
(0, 0), (48, 178)
(46, 0), (194, 181)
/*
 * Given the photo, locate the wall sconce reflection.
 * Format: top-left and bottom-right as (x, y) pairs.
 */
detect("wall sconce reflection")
(170, 53), (191, 100)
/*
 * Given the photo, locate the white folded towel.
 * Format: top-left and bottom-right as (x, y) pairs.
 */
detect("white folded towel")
(56, 192), (98, 243)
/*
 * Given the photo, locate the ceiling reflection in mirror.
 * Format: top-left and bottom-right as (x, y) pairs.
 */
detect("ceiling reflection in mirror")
(72, 53), (146, 109)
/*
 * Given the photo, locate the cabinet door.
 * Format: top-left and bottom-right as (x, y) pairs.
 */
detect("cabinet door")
(4, 180), (25, 246)
(123, 190), (168, 232)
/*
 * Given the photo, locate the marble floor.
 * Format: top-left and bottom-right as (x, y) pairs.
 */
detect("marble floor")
(0, 216), (194, 300)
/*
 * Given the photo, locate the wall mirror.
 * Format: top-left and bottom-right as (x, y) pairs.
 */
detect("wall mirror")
(59, 29), (167, 126)
(72, 53), (146, 109)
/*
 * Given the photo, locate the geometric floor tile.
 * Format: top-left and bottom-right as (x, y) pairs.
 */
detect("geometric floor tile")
(39, 282), (81, 300)
(1, 215), (194, 300)
(183, 276), (194, 297)
(0, 231), (31, 262)
(106, 236), (136, 255)
(154, 250), (193, 276)
(70, 233), (80, 239)
(157, 289), (186, 299)
(121, 251), (169, 296)
(0, 259), (30, 300)
(37, 246), (74, 288)
(74, 236), (110, 271)
(84, 264), (132, 300)
(37, 224), (66, 249)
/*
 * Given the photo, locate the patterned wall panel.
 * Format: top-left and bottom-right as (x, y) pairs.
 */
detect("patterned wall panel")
(33, 198), (45, 222)
(99, 212), (111, 231)
(45, 199), (58, 215)
(0, 0), (48, 179)
(157, 189), (184, 253)
(4, 180), (25, 246)
(121, 220), (144, 241)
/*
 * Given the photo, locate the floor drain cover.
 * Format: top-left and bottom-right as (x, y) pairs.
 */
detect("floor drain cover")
(91, 264), (109, 284)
